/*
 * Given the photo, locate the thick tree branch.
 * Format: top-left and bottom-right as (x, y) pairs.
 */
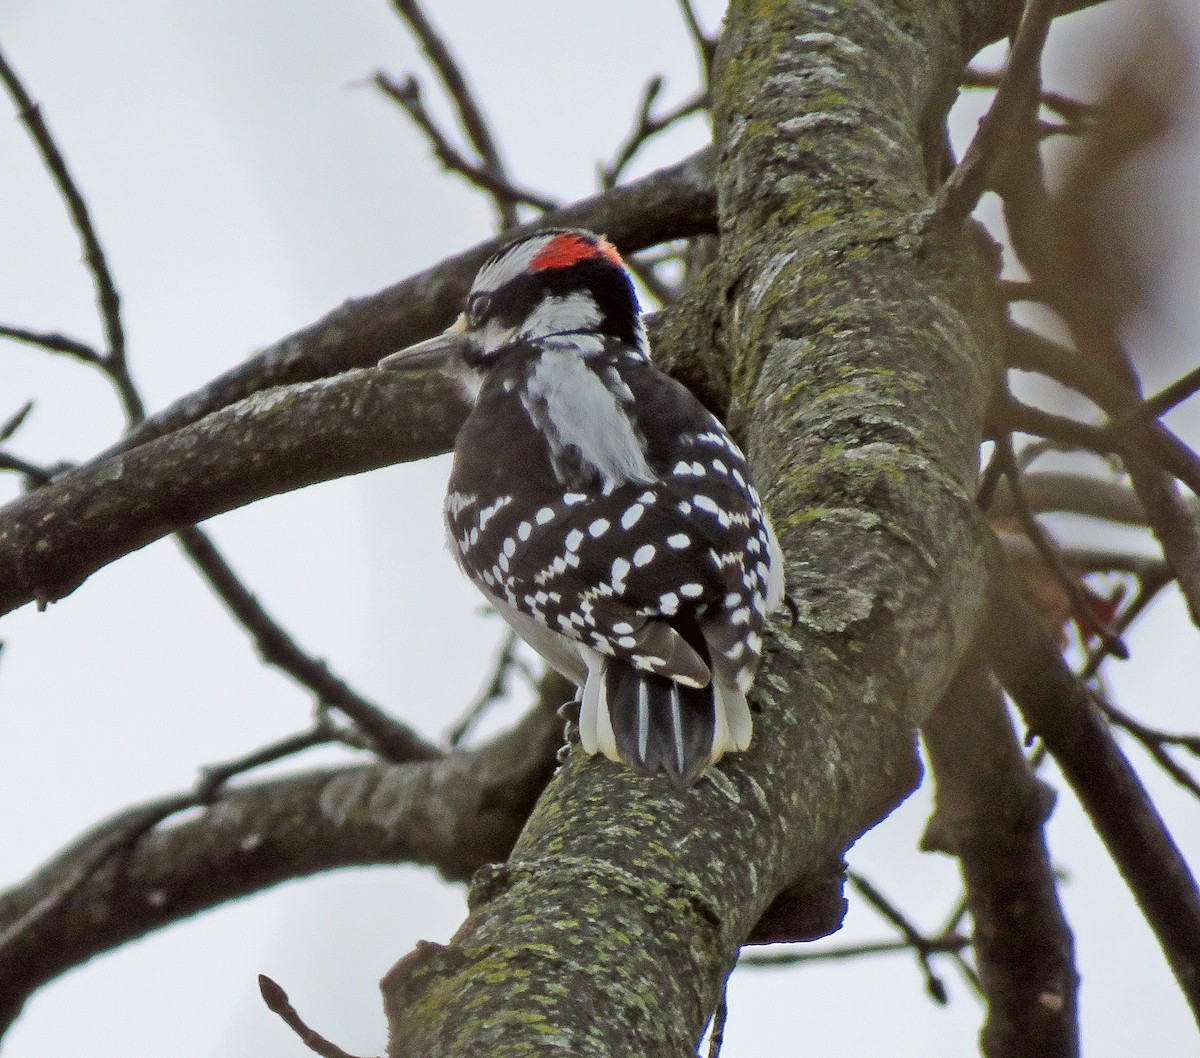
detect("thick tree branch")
(0, 367), (465, 616)
(108, 149), (716, 458)
(924, 658), (1078, 1058)
(0, 704), (562, 1036)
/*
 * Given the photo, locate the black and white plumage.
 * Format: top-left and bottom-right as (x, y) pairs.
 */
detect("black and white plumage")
(383, 229), (785, 784)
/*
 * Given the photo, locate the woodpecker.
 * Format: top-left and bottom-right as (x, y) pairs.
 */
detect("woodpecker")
(382, 229), (785, 784)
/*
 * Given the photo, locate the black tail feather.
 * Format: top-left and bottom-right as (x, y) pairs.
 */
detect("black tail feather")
(605, 663), (715, 785)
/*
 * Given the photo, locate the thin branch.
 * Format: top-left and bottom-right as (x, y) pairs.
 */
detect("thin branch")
(0, 453), (53, 486)
(175, 525), (439, 764)
(990, 396), (1119, 455)
(0, 718), (339, 963)
(935, 0), (1057, 225)
(849, 872), (952, 1004)
(675, 0), (716, 88)
(991, 471), (1154, 528)
(601, 77), (709, 190)
(0, 43), (142, 423)
(0, 403), (33, 445)
(0, 704), (563, 1034)
(1079, 567), (1173, 682)
(259, 976), (376, 1058)
(963, 66), (1093, 126)
(739, 932), (971, 968)
(389, 0), (518, 228)
(0, 324), (103, 364)
(1108, 363), (1200, 436)
(996, 436), (1128, 656)
(989, 565), (1200, 1026)
(374, 71), (557, 213)
(446, 628), (532, 747)
(1096, 695), (1200, 802)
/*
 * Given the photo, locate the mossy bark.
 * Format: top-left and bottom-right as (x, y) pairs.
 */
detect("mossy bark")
(381, 2), (1002, 1054)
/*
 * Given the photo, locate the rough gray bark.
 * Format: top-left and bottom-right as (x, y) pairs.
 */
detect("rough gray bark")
(378, 2), (1000, 1054)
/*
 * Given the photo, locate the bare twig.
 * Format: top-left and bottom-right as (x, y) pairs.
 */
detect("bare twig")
(996, 436), (1128, 656)
(0, 453), (53, 486)
(963, 66), (1092, 127)
(739, 932), (971, 968)
(446, 628), (533, 747)
(936, 0), (1056, 225)
(0, 403), (33, 445)
(0, 794), (191, 959)
(0, 717), (340, 964)
(849, 872), (953, 1004)
(0, 43), (141, 423)
(990, 396), (1119, 456)
(0, 324), (103, 364)
(389, 0), (518, 228)
(175, 525), (438, 763)
(675, 0), (716, 87)
(259, 975), (377, 1058)
(1108, 363), (1200, 437)
(374, 72), (557, 213)
(0, 704), (562, 1033)
(601, 77), (708, 190)
(1096, 695), (1200, 802)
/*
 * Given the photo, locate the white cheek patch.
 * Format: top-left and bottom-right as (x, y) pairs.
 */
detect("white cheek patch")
(478, 319), (518, 356)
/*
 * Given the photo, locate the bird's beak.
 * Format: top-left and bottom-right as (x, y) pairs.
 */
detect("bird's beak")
(379, 313), (471, 371)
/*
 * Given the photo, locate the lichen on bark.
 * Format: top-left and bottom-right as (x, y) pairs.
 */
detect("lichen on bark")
(379, 2), (1002, 1054)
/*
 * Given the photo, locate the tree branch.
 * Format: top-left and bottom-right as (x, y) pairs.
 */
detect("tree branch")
(174, 525), (438, 762)
(374, 71), (557, 214)
(108, 148), (715, 459)
(389, 0), (518, 228)
(0, 42), (142, 423)
(923, 657), (1078, 1057)
(0, 703), (563, 1036)
(935, 0), (1056, 226)
(988, 566), (1200, 1026)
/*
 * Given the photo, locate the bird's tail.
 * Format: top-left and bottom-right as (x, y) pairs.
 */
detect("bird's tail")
(577, 655), (752, 785)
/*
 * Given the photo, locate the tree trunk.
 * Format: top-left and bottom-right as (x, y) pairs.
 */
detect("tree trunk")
(379, 1), (1004, 1053)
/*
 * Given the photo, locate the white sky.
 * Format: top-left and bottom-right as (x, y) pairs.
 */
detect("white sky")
(0, 2), (1197, 1056)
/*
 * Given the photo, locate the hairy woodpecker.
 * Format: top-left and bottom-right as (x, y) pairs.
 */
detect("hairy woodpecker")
(382, 229), (784, 784)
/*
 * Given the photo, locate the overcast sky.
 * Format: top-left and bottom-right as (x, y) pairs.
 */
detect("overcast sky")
(0, 2), (1197, 1056)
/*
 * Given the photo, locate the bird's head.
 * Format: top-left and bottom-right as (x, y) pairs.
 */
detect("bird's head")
(380, 229), (643, 388)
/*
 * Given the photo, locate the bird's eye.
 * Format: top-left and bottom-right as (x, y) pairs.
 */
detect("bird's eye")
(467, 293), (492, 321)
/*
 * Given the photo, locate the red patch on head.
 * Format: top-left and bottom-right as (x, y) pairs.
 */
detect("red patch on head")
(531, 232), (624, 271)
